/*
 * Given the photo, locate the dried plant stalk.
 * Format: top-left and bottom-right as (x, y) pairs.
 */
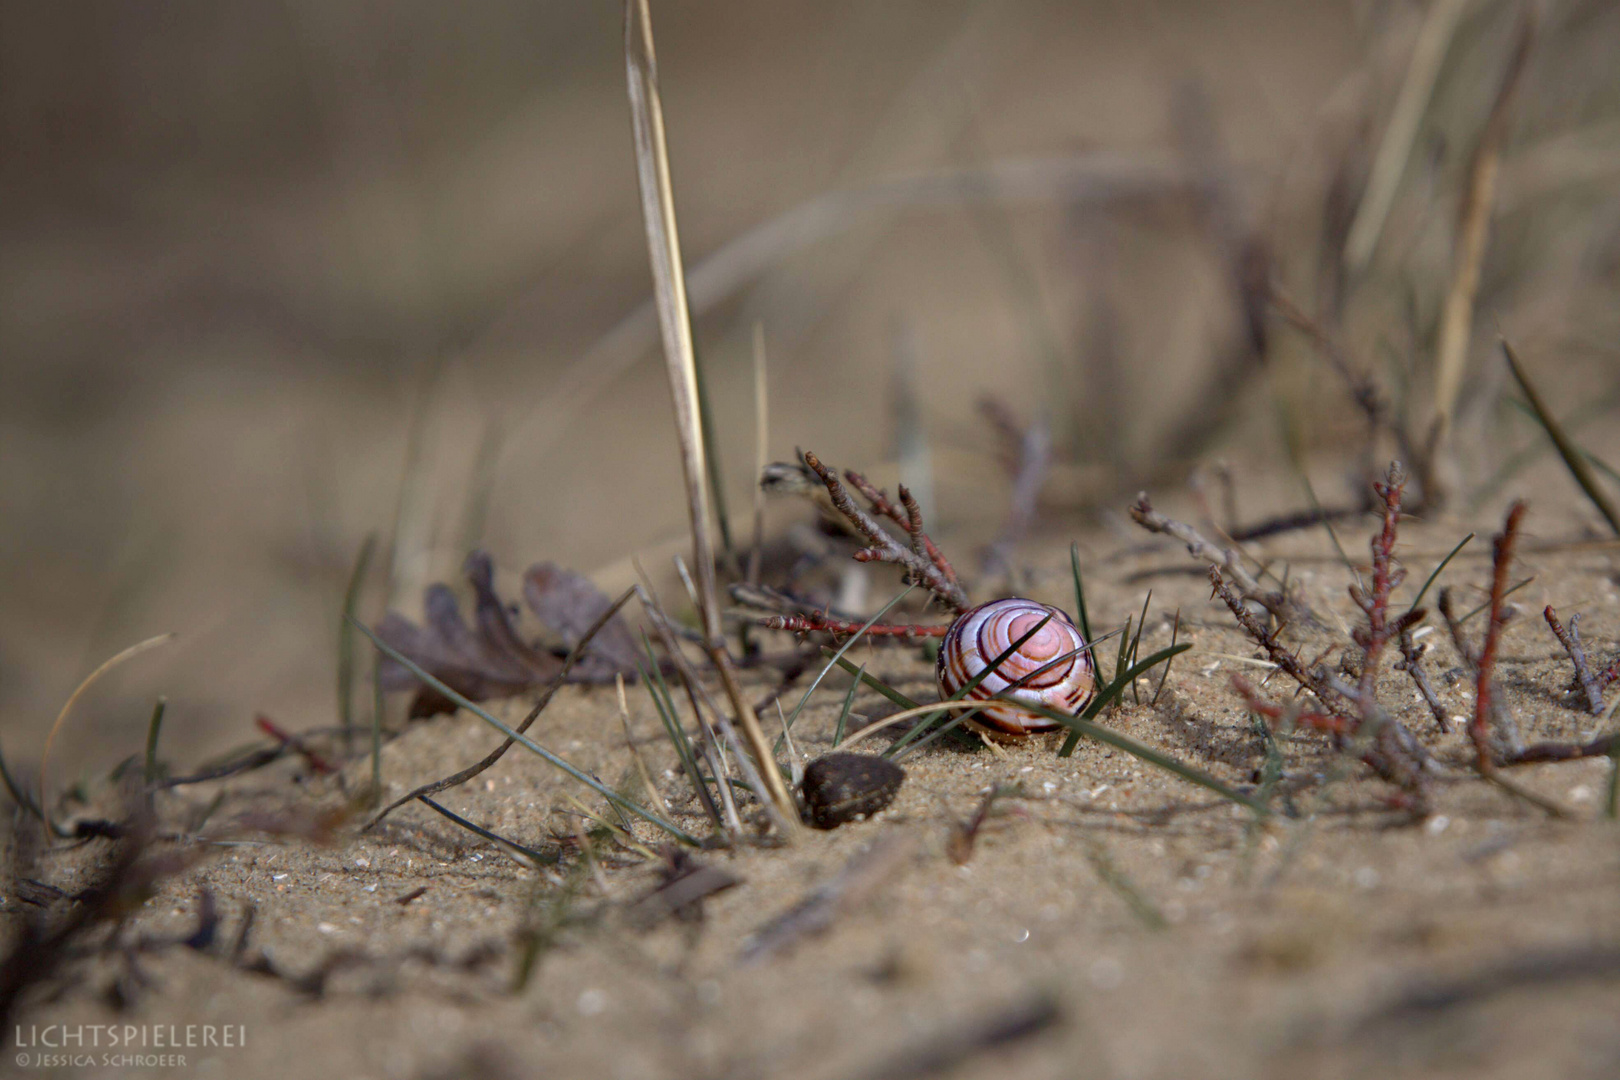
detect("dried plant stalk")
(625, 0), (796, 825)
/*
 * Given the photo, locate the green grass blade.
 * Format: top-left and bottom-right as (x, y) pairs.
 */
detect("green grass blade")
(1128, 592), (1151, 704)
(786, 586), (915, 730)
(833, 663), (865, 748)
(1460, 576), (1534, 623)
(1406, 532), (1473, 614)
(353, 617), (697, 845)
(1150, 610), (1180, 707)
(1070, 542), (1093, 644)
(1038, 670), (1267, 814)
(1058, 643), (1195, 758)
(824, 654), (921, 710)
(143, 696), (167, 788)
(639, 639), (722, 829)
(418, 796), (559, 866)
(1502, 338), (1620, 536)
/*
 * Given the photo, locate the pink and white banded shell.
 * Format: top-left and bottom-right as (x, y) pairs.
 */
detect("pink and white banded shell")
(936, 598), (1095, 736)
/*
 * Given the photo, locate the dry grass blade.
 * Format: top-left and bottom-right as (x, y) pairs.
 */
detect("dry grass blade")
(1429, 11), (1536, 497)
(1502, 337), (1620, 536)
(624, 0), (795, 825)
(624, 0), (719, 643)
(1343, 0), (1471, 274)
(39, 632), (177, 833)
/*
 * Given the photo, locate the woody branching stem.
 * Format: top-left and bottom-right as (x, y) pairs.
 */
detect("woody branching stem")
(801, 451), (969, 613)
(1210, 463), (1430, 810)
(1133, 494), (1295, 620)
(1544, 606), (1605, 716)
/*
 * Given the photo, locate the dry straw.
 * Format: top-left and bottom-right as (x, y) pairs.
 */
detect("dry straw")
(624, 0), (797, 825)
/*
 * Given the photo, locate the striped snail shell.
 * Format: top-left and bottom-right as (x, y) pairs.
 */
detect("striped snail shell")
(936, 598), (1096, 737)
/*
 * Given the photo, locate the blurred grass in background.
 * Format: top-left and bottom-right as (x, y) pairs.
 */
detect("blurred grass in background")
(1, 1), (1616, 782)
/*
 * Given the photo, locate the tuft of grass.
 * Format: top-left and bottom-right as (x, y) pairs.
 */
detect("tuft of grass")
(356, 618), (698, 845)
(1502, 337), (1620, 536)
(638, 642), (723, 831)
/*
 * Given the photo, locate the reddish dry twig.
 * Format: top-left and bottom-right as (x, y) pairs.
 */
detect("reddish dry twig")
(1351, 465), (1410, 710)
(802, 451), (968, 612)
(754, 613), (950, 638)
(1472, 502), (1526, 772)
(254, 715), (336, 775)
(1230, 675), (1352, 736)
(1207, 568), (1343, 713)
(1215, 464), (1430, 808)
(1543, 606), (1605, 716)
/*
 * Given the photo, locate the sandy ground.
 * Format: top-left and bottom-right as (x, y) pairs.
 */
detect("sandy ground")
(5, 3), (1620, 1077)
(8, 470), (1620, 1080)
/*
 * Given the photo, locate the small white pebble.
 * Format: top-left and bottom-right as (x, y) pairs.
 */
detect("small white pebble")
(363, 883), (378, 893)
(272, 873), (288, 882)
(1042, 781), (1057, 793)
(316, 922), (336, 934)
(1020, 765), (1034, 773)
(1451, 715), (1469, 727)
(1013, 928), (1030, 943)
(1426, 815), (1451, 836)
(1569, 785), (1593, 803)
(353, 857), (370, 868)
(469, 853), (483, 862)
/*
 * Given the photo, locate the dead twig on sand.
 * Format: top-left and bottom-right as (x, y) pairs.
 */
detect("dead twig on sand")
(1544, 606), (1605, 716)
(1133, 494), (1295, 620)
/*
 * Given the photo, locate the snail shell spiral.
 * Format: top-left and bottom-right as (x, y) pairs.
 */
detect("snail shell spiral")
(936, 597), (1096, 736)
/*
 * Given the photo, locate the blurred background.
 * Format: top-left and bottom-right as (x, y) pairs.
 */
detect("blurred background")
(3, 1), (1617, 781)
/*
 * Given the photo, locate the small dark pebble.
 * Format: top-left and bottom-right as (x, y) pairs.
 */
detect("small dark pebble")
(800, 752), (905, 830)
